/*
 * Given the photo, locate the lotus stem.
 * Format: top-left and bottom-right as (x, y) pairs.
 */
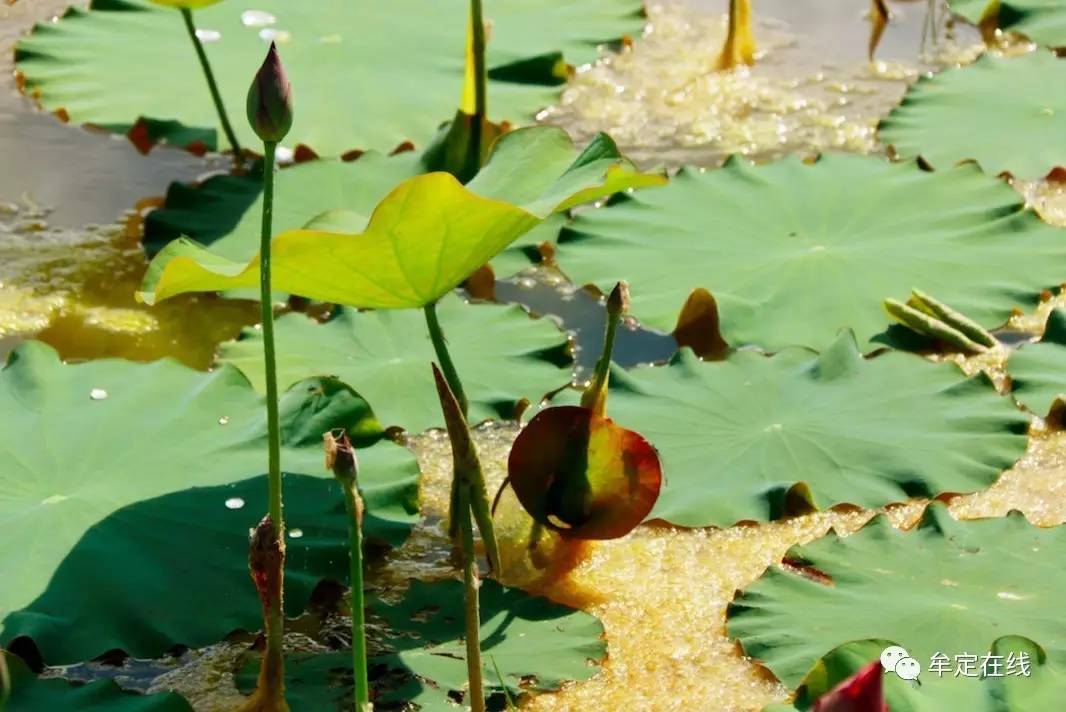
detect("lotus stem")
(324, 430), (371, 712)
(343, 484), (370, 710)
(424, 301), (470, 418)
(716, 0), (755, 71)
(250, 139), (288, 711)
(245, 516), (288, 712)
(432, 364), (487, 712)
(180, 8), (245, 168)
(868, 0), (889, 62)
(466, 0), (488, 171)
(581, 282), (628, 417)
(459, 481), (486, 712)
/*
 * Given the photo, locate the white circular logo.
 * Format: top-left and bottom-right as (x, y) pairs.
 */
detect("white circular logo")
(879, 645), (910, 673)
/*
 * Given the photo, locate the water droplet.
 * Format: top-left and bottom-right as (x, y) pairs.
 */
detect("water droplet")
(259, 28), (291, 43)
(41, 494), (68, 506)
(195, 28), (221, 43)
(997, 591), (1024, 601)
(225, 497), (245, 510)
(288, 528), (304, 539)
(318, 34), (342, 44)
(218, 416), (230, 425)
(274, 145), (295, 163)
(241, 10), (276, 27)
(90, 388), (108, 400)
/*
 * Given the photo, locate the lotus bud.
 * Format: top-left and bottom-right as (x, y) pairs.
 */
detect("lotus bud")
(607, 280), (630, 318)
(324, 429), (358, 489)
(246, 42), (293, 144)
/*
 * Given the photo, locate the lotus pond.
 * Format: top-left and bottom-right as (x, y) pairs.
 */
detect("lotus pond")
(4, 0), (1066, 710)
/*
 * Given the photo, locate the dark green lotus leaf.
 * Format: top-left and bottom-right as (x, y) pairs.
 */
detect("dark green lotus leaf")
(0, 341), (418, 664)
(142, 150), (552, 275)
(729, 505), (1066, 709)
(2, 651), (192, 712)
(15, 0), (642, 156)
(236, 579), (606, 710)
(1006, 308), (1066, 416)
(951, 0), (1066, 47)
(880, 51), (1066, 178)
(556, 154), (1066, 350)
(595, 332), (1027, 527)
(219, 293), (571, 433)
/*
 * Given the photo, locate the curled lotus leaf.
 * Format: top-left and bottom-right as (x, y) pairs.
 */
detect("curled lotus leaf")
(508, 405), (662, 539)
(137, 127), (664, 308)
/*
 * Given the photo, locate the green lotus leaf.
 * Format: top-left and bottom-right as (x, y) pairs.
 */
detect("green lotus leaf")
(880, 51), (1066, 178)
(595, 332), (1027, 527)
(15, 0), (642, 156)
(142, 147), (553, 275)
(2, 651), (193, 712)
(219, 293), (570, 433)
(555, 154), (1066, 350)
(236, 579), (607, 710)
(0, 341), (419, 664)
(951, 0), (1066, 47)
(728, 505), (1066, 708)
(137, 128), (662, 308)
(1006, 308), (1066, 416)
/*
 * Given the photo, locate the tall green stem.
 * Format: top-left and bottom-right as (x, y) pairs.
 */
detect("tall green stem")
(458, 482), (486, 712)
(341, 483), (370, 712)
(259, 140), (285, 689)
(181, 8), (245, 167)
(466, 0), (488, 171)
(425, 302), (469, 417)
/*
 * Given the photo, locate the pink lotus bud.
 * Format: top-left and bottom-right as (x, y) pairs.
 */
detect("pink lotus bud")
(246, 42), (293, 143)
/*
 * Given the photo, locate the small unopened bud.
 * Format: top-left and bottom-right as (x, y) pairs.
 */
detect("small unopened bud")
(607, 281), (630, 318)
(324, 428), (358, 487)
(246, 42), (293, 143)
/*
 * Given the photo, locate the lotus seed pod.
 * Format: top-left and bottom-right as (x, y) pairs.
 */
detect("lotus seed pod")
(247, 42), (293, 143)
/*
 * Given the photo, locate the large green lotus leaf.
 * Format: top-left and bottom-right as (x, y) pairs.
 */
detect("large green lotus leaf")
(15, 0), (642, 156)
(556, 153), (1066, 350)
(219, 294), (570, 433)
(769, 635), (1066, 711)
(598, 332), (1027, 527)
(236, 580), (607, 710)
(142, 149), (556, 275)
(1006, 308), (1066, 416)
(880, 52), (1066, 178)
(951, 0), (1066, 47)
(728, 505), (1066, 706)
(137, 128), (663, 308)
(0, 341), (419, 664)
(2, 651), (193, 712)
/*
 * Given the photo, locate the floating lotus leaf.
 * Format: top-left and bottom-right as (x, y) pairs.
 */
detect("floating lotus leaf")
(138, 128), (663, 308)
(508, 405), (662, 539)
(951, 0), (1066, 47)
(880, 52), (1066, 178)
(1006, 308), (1066, 416)
(729, 505), (1066, 709)
(597, 332), (1027, 527)
(15, 0), (643, 156)
(556, 154), (1066, 349)
(0, 341), (418, 664)
(236, 579), (607, 710)
(2, 651), (192, 712)
(142, 148), (551, 275)
(219, 294), (571, 433)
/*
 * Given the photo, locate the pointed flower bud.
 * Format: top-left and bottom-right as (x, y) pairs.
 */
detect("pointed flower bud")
(247, 42), (293, 143)
(324, 428), (358, 488)
(607, 281), (630, 319)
